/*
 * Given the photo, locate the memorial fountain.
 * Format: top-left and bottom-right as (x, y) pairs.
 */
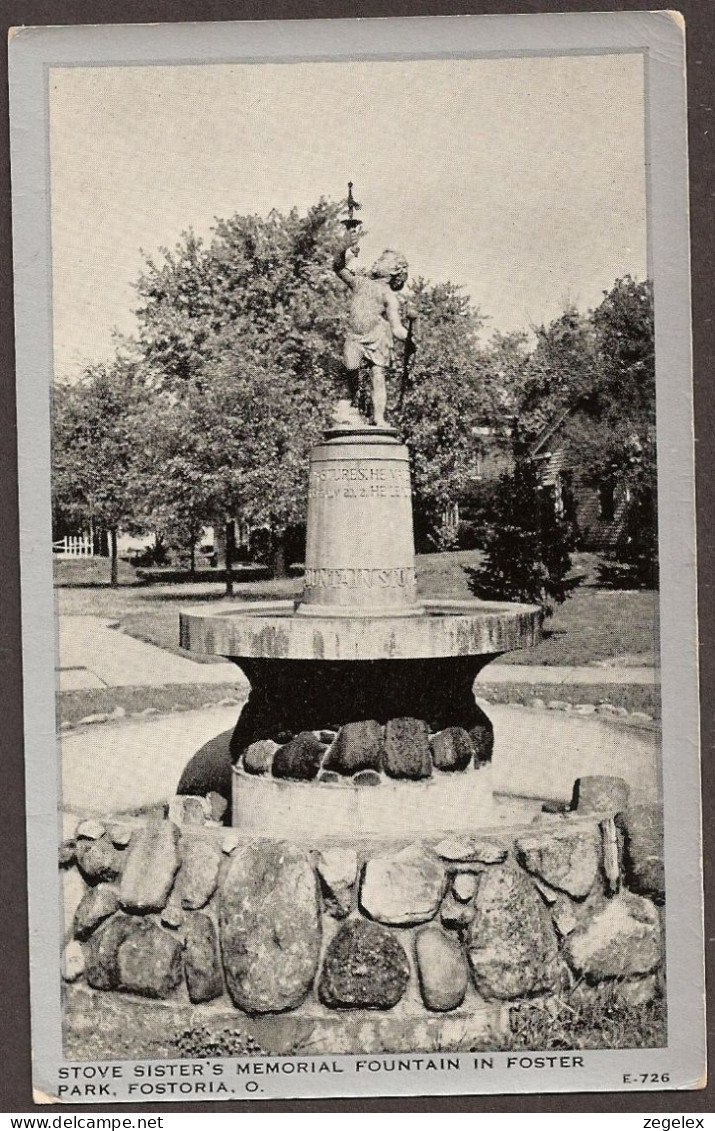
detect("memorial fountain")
(61, 192), (663, 1053)
(178, 190), (542, 837)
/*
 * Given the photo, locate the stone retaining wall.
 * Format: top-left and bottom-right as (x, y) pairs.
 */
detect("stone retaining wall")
(60, 776), (665, 1054)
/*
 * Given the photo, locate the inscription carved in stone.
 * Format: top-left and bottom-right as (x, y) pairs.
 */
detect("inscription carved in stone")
(304, 566), (415, 590)
(309, 463), (411, 501)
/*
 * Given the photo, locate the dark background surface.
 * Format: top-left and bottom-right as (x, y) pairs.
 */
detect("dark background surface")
(1, 0), (712, 1115)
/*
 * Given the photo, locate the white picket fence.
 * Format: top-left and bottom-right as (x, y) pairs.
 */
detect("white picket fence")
(53, 534), (94, 558)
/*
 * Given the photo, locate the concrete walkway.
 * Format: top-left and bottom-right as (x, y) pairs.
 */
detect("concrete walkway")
(59, 701), (661, 819)
(57, 617), (245, 691)
(57, 614), (658, 692)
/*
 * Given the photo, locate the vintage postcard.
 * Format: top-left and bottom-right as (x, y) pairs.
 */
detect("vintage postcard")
(9, 12), (704, 1103)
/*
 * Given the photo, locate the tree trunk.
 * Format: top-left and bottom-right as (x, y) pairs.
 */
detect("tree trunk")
(272, 532), (288, 579)
(225, 519), (235, 597)
(110, 527), (119, 588)
(189, 541), (196, 581)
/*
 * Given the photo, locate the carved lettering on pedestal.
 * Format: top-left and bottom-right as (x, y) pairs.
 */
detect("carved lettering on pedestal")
(304, 566), (416, 590)
(309, 464), (411, 501)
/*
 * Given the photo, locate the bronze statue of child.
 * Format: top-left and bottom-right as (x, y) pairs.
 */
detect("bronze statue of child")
(333, 240), (416, 428)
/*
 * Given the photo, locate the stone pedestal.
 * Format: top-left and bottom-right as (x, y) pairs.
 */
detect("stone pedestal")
(179, 423), (543, 828)
(298, 426), (422, 617)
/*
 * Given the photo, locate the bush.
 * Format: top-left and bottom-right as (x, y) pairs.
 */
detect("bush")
(466, 460), (579, 614)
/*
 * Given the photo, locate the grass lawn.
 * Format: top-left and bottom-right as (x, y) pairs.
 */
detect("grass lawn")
(55, 551), (659, 669)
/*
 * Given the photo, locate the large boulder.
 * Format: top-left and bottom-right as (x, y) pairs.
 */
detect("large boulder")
(360, 844), (445, 926)
(322, 720), (384, 776)
(572, 775), (630, 815)
(415, 925), (468, 1012)
(178, 831), (222, 910)
(119, 820), (181, 914)
(316, 848), (358, 918)
(184, 913), (224, 1004)
(383, 718), (432, 780)
(83, 914), (136, 990)
(429, 727), (475, 772)
(563, 892), (663, 981)
(466, 866), (561, 999)
(435, 836), (507, 865)
(62, 866), (87, 943)
(515, 824), (601, 900)
(219, 841), (321, 1013)
(271, 732), (326, 781)
(243, 740), (279, 776)
(318, 919), (410, 1009)
(616, 804), (665, 902)
(116, 920), (184, 998)
(73, 883), (119, 940)
(75, 836), (123, 885)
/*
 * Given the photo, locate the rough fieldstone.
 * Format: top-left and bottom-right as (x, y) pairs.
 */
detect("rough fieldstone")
(73, 883), (119, 939)
(243, 739), (279, 776)
(184, 913), (223, 1004)
(83, 914), (136, 990)
(551, 894), (579, 937)
(109, 824), (133, 848)
(360, 844), (445, 926)
(469, 722), (494, 765)
(435, 836), (507, 865)
(318, 770), (340, 784)
(452, 872), (479, 903)
(515, 825), (601, 900)
(220, 841), (322, 1013)
(178, 831), (222, 910)
(323, 720), (384, 776)
(119, 820), (181, 913)
(318, 919), (410, 1009)
(221, 831), (240, 855)
(353, 769), (381, 787)
(75, 836), (123, 885)
(440, 893), (476, 930)
(429, 727), (475, 772)
(116, 920), (184, 998)
(59, 839), (77, 869)
(206, 791), (228, 823)
(415, 925), (468, 1012)
(563, 892), (663, 981)
(383, 718), (432, 780)
(76, 820), (106, 841)
(466, 866), (561, 999)
(316, 848), (358, 918)
(62, 867), (86, 942)
(160, 899), (184, 930)
(62, 939), (84, 983)
(616, 804), (665, 902)
(572, 776), (630, 815)
(272, 732), (326, 781)
(182, 796), (209, 825)
(615, 974), (659, 1007)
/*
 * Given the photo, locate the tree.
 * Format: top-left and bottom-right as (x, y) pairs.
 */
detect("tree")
(52, 363), (143, 586)
(129, 201), (350, 578)
(394, 280), (488, 548)
(466, 453), (576, 613)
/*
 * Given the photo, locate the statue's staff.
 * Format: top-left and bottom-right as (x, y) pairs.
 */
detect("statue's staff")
(398, 307), (418, 412)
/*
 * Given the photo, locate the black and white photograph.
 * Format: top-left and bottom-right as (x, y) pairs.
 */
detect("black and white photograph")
(8, 11), (704, 1103)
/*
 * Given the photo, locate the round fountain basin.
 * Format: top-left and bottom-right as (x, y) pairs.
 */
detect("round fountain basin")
(179, 598), (542, 662)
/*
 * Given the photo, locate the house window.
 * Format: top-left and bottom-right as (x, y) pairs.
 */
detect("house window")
(599, 483), (615, 523)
